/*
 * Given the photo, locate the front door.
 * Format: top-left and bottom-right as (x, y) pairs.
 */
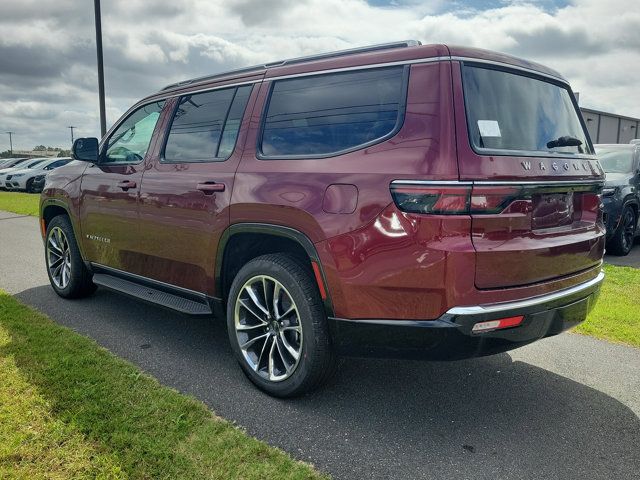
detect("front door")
(136, 83), (257, 294)
(79, 101), (166, 271)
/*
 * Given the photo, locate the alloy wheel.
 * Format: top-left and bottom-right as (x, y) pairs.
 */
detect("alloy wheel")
(47, 226), (71, 289)
(621, 209), (636, 253)
(234, 275), (303, 382)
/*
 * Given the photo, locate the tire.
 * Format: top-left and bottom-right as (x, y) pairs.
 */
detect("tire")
(227, 253), (336, 397)
(608, 206), (637, 256)
(25, 178), (34, 193)
(45, 215), (96, 298)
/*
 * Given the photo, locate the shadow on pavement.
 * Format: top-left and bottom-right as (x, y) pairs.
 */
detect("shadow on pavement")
(14, 285), (640, 480)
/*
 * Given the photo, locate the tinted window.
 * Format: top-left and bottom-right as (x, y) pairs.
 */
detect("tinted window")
(261, 67), (405, 157)
(462, 65), (592, 155)
(105, 101), (165, 164)
(26, 159), (46, 168)
(164, 86), (251, 162)
(597, 147), (635, 173)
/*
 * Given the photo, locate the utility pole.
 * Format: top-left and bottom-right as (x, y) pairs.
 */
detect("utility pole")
(5, 131), (14, 156)
(94, 0), (107, 137)
(68, 126), (76, 144)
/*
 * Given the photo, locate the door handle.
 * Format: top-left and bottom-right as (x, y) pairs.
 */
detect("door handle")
(197, 182), (225, 195)
(116, 180), (137, 190)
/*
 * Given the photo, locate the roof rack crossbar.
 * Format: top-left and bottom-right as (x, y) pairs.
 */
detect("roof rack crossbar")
(161, 40), (421, 92)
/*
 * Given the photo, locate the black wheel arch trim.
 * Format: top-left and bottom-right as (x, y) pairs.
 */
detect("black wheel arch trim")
(40, 199), (88, 261)
(216, 223), (335, 318)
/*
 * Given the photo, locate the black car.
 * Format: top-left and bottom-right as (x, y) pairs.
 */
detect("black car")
(596, 142), (640, 255)
(30, 174), (46, 193)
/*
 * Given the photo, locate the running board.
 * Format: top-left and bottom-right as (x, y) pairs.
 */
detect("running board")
(92, 273), (213, 316)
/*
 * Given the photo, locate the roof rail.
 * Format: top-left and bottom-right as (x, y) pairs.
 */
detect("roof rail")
(161, 40), (421, 92)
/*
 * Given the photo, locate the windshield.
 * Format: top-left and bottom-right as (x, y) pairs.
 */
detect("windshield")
(26, 159), (46, 168)
(462, 65), (592, 156)
(597, 148), (634, 173)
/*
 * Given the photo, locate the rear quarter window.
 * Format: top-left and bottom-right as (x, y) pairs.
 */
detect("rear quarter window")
(260, 66), (407, 158)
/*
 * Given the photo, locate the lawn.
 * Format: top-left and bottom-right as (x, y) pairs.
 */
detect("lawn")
(0, 191), (39, 216)
(576, 264), (640, 347)
(0, 291), (325, 479)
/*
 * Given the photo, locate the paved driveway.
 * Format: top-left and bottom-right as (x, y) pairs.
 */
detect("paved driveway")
(1, 211), (639, 480)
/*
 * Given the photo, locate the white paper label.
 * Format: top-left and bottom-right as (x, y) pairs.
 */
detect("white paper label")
(478, 120), (501, 137)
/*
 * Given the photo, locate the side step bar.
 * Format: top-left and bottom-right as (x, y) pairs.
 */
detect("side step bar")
(92, 273), (213, 316)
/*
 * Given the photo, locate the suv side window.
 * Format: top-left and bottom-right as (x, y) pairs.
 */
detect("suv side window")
(104, 101), (165, 164)
(163, 85), (252, 163)
(260, 66), (406, 158)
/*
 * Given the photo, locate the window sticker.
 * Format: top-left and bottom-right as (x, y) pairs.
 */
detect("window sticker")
(478, 120), (502, 137)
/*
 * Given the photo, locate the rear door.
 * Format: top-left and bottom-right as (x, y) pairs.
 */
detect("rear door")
(452, 61), (605, 289)
(136, 82), (257, 293)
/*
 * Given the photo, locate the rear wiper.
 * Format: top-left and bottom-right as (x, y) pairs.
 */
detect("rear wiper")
(546, 135), (583, 149)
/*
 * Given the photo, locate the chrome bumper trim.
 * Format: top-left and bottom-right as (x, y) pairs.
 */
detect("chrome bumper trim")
(447, 271), (605, 316)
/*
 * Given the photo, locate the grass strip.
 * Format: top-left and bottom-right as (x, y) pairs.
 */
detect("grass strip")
(576, 264), (640, 347)
(0, 292), (326, 479)
(0, 191), (39, 216)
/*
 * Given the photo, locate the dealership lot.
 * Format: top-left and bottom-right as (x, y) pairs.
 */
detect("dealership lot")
(1, 210), (638, 480)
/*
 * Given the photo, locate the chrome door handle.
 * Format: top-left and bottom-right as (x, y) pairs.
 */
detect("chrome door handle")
(197, 182), (225, 195)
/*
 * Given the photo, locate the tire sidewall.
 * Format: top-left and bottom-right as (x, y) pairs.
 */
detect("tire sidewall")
(45, 216), (90, 298)
(226, 255), (326, 397)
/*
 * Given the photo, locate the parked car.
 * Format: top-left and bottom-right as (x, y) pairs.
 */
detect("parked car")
(0, 158), (29, 171)
(40, 41), (605, 397)
(30, 174), (47, 194)
(4, 157), (71, 192)
(0, 158), (48, 190)
(596, 143), (640, 255)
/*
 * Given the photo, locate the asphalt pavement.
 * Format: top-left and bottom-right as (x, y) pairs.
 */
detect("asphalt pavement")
(1, 211), (639, 480)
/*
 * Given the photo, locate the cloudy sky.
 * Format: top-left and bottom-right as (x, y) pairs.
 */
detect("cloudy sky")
(0, 0), (638, 150)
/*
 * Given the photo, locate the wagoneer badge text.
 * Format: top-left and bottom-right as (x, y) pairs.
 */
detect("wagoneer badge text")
(521, 160), (590, 172)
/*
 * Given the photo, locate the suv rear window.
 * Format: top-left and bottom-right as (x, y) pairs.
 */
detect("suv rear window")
(260, 66), (406, 158)
(462, 65), (592, 156)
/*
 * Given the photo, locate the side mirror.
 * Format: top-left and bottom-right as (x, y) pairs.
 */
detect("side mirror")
(72, 137), (99, 163)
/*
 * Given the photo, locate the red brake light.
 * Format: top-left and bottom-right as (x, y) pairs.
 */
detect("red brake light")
(390, 184), (521, 215)
(390, 185), (470, 215)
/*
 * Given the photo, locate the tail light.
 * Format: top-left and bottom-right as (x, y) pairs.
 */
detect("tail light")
(390, 183), (522, 215)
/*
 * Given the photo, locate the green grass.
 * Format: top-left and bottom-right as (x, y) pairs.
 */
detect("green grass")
(576, 264), (640, 347)
(0, 191), (39, 216)
(0, 292), (326, 479)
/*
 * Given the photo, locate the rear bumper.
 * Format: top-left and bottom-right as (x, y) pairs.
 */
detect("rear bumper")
(329, 271), (604, 360)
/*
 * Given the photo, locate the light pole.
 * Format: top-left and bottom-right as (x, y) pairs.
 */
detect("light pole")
(68, 126), (76, 145)
(5, 131), (14, 156)
(94, 0), (107, 137)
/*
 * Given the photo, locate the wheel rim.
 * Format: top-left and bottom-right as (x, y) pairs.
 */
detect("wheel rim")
(234, 275), (303, 382)
(47, 227), (71, 289)
(622, 210), (635, 252)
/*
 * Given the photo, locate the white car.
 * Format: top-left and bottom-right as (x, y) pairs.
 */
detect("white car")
(3, 157), (71, 192)
(0, 158), (49, 190)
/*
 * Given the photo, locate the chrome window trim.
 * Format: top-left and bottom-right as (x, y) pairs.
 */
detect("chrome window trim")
(447, 270), (604, 315)
(145, 55), (567, 105)
(391, 179), (604, 187)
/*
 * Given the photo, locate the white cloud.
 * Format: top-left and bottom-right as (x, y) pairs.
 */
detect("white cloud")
(0, 0), (638, 149)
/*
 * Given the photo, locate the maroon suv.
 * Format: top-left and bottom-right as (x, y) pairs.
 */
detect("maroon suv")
(40, 41), (605, 397)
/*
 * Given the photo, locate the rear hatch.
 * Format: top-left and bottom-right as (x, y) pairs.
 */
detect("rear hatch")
(457, 61), (605, 289)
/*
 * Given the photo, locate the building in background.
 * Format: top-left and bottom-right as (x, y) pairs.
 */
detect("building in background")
(580, 107), (639, 144)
